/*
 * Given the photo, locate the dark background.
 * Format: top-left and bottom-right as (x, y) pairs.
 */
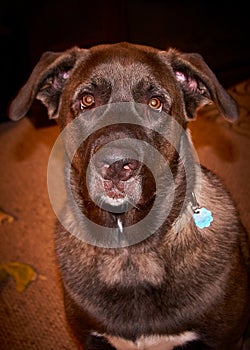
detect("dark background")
(1, 0), (250, 121)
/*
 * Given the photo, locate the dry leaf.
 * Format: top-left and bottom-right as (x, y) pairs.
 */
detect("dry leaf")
(0, 209), (14, 224)
(0, 262), (37, 292)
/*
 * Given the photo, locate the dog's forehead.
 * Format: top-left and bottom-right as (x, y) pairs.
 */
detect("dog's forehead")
(83, 61), (152, 85)
(74, 43), (174, 86)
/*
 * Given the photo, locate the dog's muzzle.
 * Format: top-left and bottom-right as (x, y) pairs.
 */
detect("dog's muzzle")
(87, 144), (143, 213)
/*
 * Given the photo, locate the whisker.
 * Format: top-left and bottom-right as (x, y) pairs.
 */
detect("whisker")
(126, 197), (141, 211)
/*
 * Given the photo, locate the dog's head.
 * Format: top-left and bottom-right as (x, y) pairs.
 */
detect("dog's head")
(9, 42), (238, 243)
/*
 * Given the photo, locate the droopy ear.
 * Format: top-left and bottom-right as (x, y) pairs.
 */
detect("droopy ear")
(162, 49), (238, 121)
(9, 46), (86, 121)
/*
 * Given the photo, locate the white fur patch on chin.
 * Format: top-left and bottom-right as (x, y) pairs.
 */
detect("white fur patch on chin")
(92, 331), (198, 350)
(100, 195), (128, 207)
(88, 171), (142, 208)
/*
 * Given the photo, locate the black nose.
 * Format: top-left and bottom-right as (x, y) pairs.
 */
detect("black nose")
(101, 158), (140, 182)
(93, 146), (141, 183)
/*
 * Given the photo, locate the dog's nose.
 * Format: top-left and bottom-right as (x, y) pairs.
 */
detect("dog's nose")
(92, 141), (142, 187)
(93, 145), (141, 183)
(101, 158), (140, 183)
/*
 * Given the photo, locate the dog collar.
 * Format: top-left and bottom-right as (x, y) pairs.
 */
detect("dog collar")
(191, 192), (213, 229)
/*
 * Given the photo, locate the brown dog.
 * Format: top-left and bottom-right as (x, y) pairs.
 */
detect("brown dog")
(9, 43), (250, 349)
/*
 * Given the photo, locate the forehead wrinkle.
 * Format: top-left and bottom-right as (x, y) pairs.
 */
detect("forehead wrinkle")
(90, 61), (156, 101)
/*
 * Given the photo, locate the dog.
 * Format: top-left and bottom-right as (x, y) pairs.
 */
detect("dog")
(9, 42), (250, 349)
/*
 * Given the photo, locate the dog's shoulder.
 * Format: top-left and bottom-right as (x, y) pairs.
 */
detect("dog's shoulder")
(199, 166), (250, 266)
(200, 165), (240, 221)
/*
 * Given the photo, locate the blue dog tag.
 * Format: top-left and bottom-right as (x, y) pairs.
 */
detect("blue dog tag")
(193, 207), (213, 229)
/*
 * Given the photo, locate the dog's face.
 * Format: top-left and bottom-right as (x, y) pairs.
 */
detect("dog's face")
(9, 42), (238, 237)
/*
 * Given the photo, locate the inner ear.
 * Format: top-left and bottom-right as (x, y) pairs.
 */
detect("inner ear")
(174, 70), (212, 120)
(175, 71), (203, 94)
(37, 65), (73, 119)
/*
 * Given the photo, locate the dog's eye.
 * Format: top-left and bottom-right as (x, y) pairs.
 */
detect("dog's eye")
(148, 97), (162, 111)
(80, 94), (95, 109)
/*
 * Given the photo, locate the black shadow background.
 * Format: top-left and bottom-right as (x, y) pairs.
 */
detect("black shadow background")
(1, 0), (250, 122)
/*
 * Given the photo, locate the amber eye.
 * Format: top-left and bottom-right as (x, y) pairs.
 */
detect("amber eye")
(80, 94), (95, 109)
(148, 97), (162, 111)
